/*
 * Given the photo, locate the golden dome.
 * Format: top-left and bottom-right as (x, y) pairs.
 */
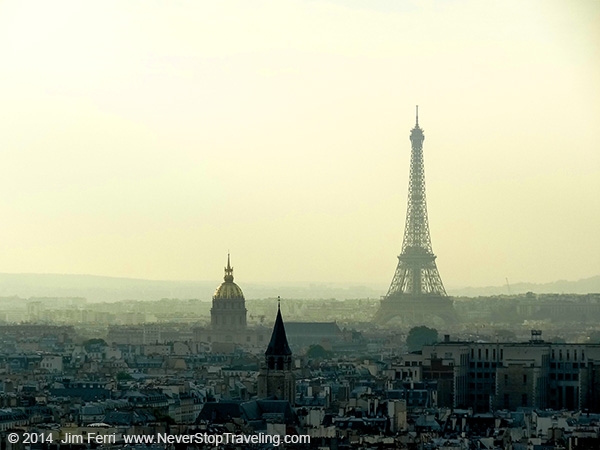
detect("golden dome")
(214, 282), (244, 300)
(213, 254), (245, 300)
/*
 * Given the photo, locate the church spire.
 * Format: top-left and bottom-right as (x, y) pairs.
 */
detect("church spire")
(258, 296), (295, 404)
(266, 296), (292, 356)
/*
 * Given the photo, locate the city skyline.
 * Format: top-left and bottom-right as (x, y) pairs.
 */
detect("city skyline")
(1, 0), (599, 289)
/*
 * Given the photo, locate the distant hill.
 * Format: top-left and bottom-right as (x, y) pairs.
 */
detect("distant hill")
(0, 273), (597, 303)
(0, 273), (214, 302)
(0, 273), (383, 302)
(447, 275), (600, 297)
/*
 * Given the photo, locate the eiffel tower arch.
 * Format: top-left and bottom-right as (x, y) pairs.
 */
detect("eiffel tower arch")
(374, 107), (457, 326)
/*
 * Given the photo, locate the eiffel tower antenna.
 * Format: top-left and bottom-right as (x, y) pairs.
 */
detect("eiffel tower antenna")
(374, 108), (456, 326)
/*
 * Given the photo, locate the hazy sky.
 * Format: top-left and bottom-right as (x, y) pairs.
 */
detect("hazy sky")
(1, 0), (599, 290)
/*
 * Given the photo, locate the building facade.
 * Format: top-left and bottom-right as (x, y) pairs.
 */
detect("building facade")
(421, 334), (600, 412)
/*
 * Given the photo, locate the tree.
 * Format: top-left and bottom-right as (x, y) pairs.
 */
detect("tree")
(152, 409), (175, 425)
(306, 344), (333, 359)
(83, 338), (107, 351)
(116, 371), (133, 381)
(406, 326), (438, 352)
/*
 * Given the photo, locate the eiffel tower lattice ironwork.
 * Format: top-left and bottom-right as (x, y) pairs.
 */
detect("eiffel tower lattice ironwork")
(374, 107), (456, 325)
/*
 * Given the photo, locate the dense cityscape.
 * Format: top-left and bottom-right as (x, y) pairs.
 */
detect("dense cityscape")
(0, 278), (599, 449)
(0, 113), (598, 449)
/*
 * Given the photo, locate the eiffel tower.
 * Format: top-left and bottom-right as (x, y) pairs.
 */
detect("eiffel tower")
(374, 107), (456, 326)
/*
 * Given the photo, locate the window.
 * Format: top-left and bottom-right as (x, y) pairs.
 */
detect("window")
(522, 394), (528, 406)
(523, 374), (527, 384)
(486, 349), (489, 360)
(478, 349), (482, 359)
(504, 374), (508, 384)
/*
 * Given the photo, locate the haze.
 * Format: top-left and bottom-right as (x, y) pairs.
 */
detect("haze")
(1, 0), (598, 289)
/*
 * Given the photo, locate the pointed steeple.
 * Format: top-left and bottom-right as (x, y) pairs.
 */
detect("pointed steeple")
(415, 105), (419, 127)
(258, 296), (296, 404)
(224, 253), (234, 283)
(265, 297), (292, 356)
